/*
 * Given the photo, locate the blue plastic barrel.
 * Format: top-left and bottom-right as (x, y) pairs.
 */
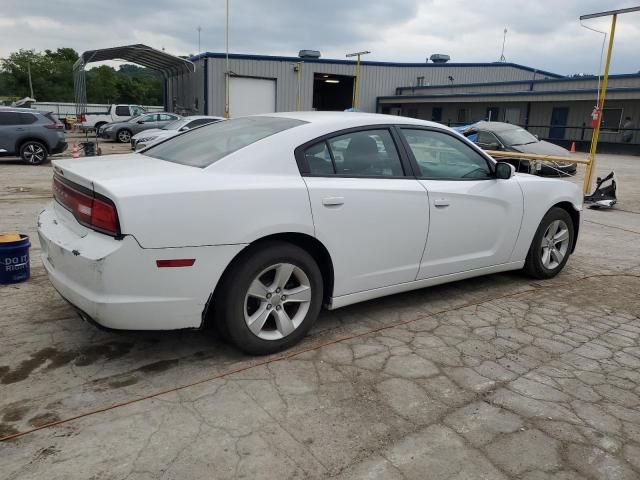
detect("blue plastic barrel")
(0, 235), (31, 284)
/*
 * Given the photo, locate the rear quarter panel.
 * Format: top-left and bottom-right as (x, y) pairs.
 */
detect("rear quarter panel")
(510, 174), (582, 261)
(100, 138), (316, 248)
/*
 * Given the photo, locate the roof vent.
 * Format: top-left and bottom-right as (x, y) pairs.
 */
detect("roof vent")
(299, 50), (321, 59)
(430, 54), (450, 64)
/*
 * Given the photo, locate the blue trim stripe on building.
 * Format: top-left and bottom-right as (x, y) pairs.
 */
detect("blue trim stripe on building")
(189, 52), (562, 79)
(378, 87), (640, 101)
(395, 73), (640, 92)
(203, 57), (209, 115)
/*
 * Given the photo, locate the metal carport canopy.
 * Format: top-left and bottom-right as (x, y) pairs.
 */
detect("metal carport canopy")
(74, 44), (195, 77)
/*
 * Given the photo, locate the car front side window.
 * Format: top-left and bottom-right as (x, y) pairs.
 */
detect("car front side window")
(401, 128), (493, 179)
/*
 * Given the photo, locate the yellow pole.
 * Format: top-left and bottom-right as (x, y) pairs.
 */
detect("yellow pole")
(353, 54), (361, 110)
(224, 0), (230, 119)
(296, 63), (302, 111)
(583, 14), (617, 194)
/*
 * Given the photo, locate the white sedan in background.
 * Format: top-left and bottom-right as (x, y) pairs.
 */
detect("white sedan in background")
(38, 112), (582, 354)
(130, 115), (225, 150)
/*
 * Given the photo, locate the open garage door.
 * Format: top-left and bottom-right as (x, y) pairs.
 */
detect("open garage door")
(230, 77), (276, 117)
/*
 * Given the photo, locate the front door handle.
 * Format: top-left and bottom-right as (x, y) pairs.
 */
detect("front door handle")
(322, 197), (345, 207)
(433, 199), (450, 207)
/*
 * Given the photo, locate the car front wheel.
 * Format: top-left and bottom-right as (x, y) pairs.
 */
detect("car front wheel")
(20, 141), (48, 165)
(524, 207), (574, 279)
(116, 129), (132, 143)
(215, 242), (323, 355)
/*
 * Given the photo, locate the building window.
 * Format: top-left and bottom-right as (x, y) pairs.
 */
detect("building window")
(416, 76), (424, 87)
(601, 108), (623, 132)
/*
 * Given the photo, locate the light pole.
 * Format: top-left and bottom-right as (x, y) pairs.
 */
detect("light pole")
(580, 6), (640, 194)
(197, 26), (201, 55)
(224, 0), (230, 119)
(346, 50), (370, 110)
(292, 62), (303, 111)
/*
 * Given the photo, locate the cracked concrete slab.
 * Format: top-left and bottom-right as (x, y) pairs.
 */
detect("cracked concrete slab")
(1, 154), (640, 479)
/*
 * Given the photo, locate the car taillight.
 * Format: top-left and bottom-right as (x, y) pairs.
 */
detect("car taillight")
(44, 123), (64, 130)
(52, 174), (121, 237)
(81, 114), (87, 122)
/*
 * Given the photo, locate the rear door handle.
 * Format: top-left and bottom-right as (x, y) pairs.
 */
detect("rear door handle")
(433, 199), (450, 207)
(322, 196), (345, 207)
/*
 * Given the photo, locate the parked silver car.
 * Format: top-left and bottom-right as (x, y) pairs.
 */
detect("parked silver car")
(99, 112), (181, 143)
(131, 116), (225, 150)
(0, 107), (67, 165)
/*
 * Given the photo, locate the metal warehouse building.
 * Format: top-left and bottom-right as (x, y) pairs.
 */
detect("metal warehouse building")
(166, 51), (639, 152)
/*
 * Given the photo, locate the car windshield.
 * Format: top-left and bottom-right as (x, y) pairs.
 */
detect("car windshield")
(162, 119), (188, 130)
(143, 116), (307, 168)
(498, 127), (538, 146)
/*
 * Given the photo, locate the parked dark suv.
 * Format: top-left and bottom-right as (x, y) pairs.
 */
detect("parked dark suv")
(0, 108), (67, 165)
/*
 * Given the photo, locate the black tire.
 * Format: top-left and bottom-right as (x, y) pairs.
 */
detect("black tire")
(116, 129), (132, 143)
(524, 207), (574, 279)
(20, 141), (48, 165)
(214, 241), (323, 355)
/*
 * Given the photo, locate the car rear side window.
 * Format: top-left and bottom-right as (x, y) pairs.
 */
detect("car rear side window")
(305, 129), (404, 177)
(143, 116), (307, 168)
(401, 129), (492, 179)
(115, 106), (130, 116)
(19, 113), (37, 125)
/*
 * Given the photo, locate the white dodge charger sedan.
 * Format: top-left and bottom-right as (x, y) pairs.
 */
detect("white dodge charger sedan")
(38, 112), (582, 354)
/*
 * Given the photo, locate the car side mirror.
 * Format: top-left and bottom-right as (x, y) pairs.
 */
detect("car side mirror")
(137, 120), (145, 124)
(179, 126), (189, 131)
(486, 142), (501, 150)
(495, 162), (515, 179)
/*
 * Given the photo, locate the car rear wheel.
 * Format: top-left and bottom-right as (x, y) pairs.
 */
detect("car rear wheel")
(524, 207), (574, 279)
(116, 129), (132, 143)
(215, 242), (323, 355)
(20, 141), (48, 165)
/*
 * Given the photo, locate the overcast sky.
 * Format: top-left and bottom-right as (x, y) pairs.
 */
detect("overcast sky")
(3, 0), (639, 75)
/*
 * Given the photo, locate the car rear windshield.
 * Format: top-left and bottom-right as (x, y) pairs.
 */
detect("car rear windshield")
(142, 116), (307, 168)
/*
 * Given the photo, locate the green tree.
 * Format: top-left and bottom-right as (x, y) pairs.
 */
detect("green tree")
(0, 47), (162, 105)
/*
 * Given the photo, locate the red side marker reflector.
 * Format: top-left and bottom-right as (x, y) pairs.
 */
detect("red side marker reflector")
(156, 259), (196, 268)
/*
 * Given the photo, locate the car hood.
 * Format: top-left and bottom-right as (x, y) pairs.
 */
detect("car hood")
(510, 140), (569, 157)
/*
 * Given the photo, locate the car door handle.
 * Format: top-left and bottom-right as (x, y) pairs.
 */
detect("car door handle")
(15, 128), (25, 131)
(322, 197), (345, 207)
(433, 199), (450, 207)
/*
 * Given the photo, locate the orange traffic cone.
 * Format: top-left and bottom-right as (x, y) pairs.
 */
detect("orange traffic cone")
(570, 142), (576, 153)
(71, 143), (80, 159)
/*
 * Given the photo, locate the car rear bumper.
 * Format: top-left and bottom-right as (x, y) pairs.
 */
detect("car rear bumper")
(37, 202), (245, 330)
(51, 141), (68, 155)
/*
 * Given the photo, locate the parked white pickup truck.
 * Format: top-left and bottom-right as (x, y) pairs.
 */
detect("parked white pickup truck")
(80, 104), (147, 131)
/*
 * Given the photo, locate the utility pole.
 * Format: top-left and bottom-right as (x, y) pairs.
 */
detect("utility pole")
(580, 6), (640, 194)
(224, 0), (230, 119)
(499, 28), (507, 62)
(346, 50), (370, 110)
(27, 63), (34, 99)
(197, 26), (202, 55)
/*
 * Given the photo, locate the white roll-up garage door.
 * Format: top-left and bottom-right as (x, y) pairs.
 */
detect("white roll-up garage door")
(229, 77), (276, 117)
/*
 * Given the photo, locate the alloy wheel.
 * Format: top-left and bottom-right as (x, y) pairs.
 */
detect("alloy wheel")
(23, 144), (46, 164)
(541, 219), (570, 269)
(243, 263), (312, 341)
(118, 130), (131, 142)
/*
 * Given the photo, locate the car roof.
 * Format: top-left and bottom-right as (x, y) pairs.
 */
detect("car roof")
(183, 115), (225, 121)
(0, 107), (50, 116)
(256, 111), (443, 129)
(468, 121), (520, 132)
